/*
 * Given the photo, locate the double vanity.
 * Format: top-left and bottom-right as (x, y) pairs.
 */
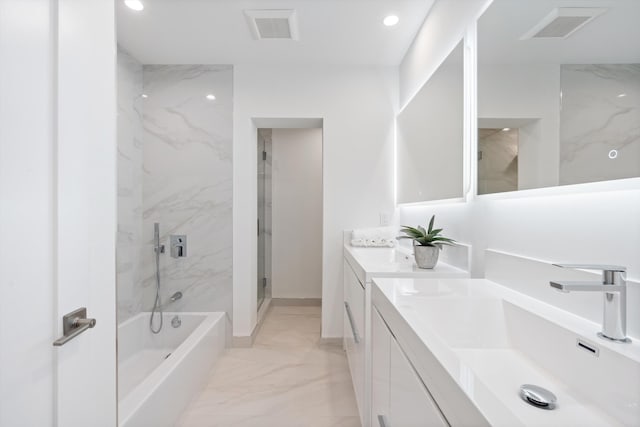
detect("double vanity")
(343, 244), (640, 427)
(341, 0), (640, 424)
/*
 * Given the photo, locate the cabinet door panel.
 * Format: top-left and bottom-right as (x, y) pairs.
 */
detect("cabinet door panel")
(344, 259), (365, 422)
(371, 308), (391, 426)
(389, 338), (448, 427)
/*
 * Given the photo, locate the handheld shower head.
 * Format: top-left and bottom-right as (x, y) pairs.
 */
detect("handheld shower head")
(154, 222), (165, 254)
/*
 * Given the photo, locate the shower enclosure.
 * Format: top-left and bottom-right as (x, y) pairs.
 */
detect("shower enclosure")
(115, 47), (234, 425)
(257, 129), (272, 309)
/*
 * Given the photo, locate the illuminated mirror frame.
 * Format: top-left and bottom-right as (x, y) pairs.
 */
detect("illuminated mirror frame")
(394, 30), (476, 207)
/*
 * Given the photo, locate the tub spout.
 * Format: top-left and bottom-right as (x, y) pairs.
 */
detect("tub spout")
(170, 291), (183, 302)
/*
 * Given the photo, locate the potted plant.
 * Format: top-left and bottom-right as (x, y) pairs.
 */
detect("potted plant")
(397, 215), (456, 269)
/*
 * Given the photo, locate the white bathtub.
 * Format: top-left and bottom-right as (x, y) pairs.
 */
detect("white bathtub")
(118, 312), (226, 427)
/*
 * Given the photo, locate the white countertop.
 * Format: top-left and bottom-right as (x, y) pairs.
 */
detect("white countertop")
(372, 277), (640, 427)
(343, 245), (469, 283)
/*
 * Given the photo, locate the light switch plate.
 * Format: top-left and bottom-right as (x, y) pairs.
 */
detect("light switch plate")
(379, 212), (390, 226)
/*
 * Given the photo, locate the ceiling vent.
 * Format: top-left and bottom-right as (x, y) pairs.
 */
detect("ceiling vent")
(520, 7), (607, 40)
(244, 9), (299, 40)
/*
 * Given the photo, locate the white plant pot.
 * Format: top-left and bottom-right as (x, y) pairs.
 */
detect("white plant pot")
(413, 244), (440, 269)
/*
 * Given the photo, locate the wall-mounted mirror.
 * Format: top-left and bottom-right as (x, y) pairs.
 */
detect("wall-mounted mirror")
(477, 0), (640, 195)
(397, 41), (464, 203)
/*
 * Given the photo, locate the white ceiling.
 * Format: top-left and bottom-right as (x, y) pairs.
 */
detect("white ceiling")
(116, 0), (435, 65)
(478, 0), (640, 64)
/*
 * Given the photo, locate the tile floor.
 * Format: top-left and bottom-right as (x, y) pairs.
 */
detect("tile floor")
(176, 305), (361, 427)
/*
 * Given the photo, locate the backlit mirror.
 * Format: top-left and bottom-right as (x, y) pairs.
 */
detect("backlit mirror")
(397, 41), (464, 203)
(477, 0), (640, 195)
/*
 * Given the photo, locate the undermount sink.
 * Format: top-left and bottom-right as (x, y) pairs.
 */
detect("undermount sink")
(376, 278), (640, 426)
(417, 298), (511, 349)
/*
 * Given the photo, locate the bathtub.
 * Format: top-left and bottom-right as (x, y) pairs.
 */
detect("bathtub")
(118, 312), (226, 427)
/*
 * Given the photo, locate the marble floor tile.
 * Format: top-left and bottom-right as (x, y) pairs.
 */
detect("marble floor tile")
(176, 306), (360, 427)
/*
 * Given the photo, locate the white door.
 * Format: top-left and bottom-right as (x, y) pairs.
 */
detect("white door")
(0, 1), (117, 426)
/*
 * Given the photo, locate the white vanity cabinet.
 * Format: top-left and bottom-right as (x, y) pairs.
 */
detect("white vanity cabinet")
(371, 308), (448, 427)
(344, 259), (366, 422)
(388, 337), (448, 427)
(343, 243), (469, 426)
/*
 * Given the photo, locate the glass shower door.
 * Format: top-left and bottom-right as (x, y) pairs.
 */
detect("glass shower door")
(257, 132), (266, 309)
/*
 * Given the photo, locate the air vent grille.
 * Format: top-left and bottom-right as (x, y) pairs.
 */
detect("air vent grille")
(533, 16), (591, 38)
(254, 18), (291, 39)
(521, 7), (607, 40)
(244, 9), (299, 40)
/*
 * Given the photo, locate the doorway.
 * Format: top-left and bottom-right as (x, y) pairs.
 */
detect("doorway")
(256, 126), (323, 313)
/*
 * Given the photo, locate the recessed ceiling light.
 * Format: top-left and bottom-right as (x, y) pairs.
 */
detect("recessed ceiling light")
(206, 94), (216, 101)
(383, 15), (399, 27)
(608, 149), (618, 159)
(502, 127), (511, 132)
(124, 0), (144, 11)
(617, 93), (627, 98)
(141, 94), (148, 98)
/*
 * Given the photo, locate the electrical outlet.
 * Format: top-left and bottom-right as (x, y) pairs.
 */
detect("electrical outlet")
(379, 212), (390, 226)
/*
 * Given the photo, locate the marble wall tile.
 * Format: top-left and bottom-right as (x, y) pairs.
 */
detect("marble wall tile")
(560, 64), (640, 185)
(478, 128), (518, 195)
(116, 56), (234, 336)
(117, 47), (144, 323)
(141, 65), (233, 334)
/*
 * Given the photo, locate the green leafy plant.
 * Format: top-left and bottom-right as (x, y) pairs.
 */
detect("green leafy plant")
(397, 215), (456, 248)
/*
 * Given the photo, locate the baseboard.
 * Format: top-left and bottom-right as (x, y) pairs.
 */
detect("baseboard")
(271, 298), (322, 306)
(319, 337), (343, 346)
(231, 335), (253, 348)
(232, 298), (272, 348)
(257, 297), (272, 324)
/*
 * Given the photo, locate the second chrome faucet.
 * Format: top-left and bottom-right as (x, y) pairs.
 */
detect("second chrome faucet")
(550, 264), (630, 343)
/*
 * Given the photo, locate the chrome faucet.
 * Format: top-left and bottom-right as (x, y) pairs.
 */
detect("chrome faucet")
(550, 264), (630, 343)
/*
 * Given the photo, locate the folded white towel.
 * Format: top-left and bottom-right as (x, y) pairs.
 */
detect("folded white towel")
(350, 227), (396, 247)
(350, 238), (396, 248)
(352, 227), (395, 241)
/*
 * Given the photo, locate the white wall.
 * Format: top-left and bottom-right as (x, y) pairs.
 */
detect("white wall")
(0, 1), (55, 424)
(233, 65), (396, 338)
(399, 0), (640, 336)
(271, 128), (323, 299)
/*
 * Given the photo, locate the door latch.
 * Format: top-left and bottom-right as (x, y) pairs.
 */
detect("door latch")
(53, 307), (96, 347)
